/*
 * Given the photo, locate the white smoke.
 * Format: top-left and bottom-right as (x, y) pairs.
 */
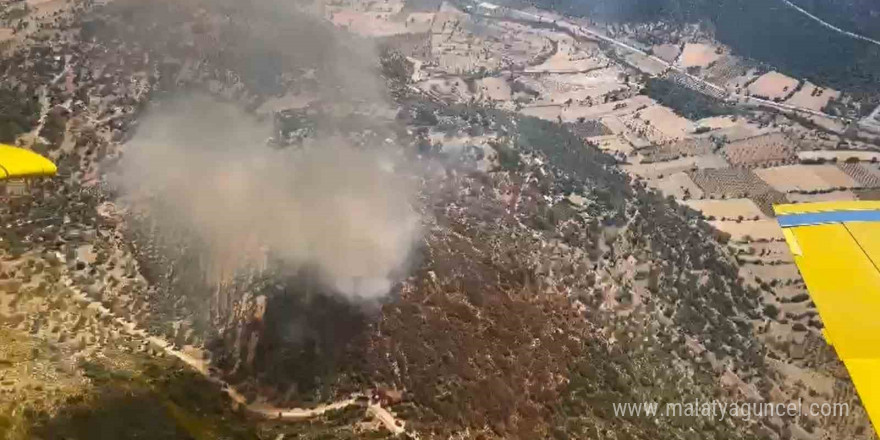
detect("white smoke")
(114, 95), (420, 300)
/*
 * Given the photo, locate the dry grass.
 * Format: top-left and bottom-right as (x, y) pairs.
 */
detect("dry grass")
(521, 95), (649, 123)
(588, 135), (633, 155)
(786, 190), (859, 203)
(529, 69), (627, 107)
(625, 52), (668, 75)
(650, 172), (704, 199)
(740, 241), (795, 264)
(684, 198), (766, 220)
(476, 77), (511, 102)
(709, 219), (783, 242)
(525, 35), (602, 73)
(652, 44), (681, 63)
(707, 121), (775, 143)
(783, 82), (840, 112)
(743, 263), (802, 284)
(621, 104), (693, 144)
(695, 116), (738, 130)
(328, 9), (433, 36)
(624, 154), (728, 179)
(755, 165), (860, 193)
(747, 72), (799, 101)
(679, 43), (722, 68)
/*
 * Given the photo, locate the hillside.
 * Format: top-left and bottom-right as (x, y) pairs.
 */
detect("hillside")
(0, 0), (875, 438)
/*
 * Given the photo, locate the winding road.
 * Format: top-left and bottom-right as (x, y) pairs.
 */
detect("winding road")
(777, 0), (880, 47)
(61, 275), (407, 434)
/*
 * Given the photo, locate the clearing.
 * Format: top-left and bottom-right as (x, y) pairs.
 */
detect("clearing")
(755, 165), (860, 193)
(684, 198), (766, 220)
(747, 71), (799, 101)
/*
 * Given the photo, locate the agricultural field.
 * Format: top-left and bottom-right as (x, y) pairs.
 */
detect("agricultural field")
(786, 190), (859, 203)
(734, 241), (795, 264)
(688, 167), (787, 214)
(709, 219), (784, 242)
(326, 3), (434, 37)
(746, 71), (799, 101)
(684, 198), (766, 220)
(624, 51), (668, 76)
(722, 133), (797, 168)
(695, 115), (739, 130)
(651, 43), (680, 63)
(587, 134), (634, 155)
(855, 189), (880, 200)
(525, 34), (603, 73)
(744, 263), (803, 285)
(521, 94), (648, 123)
(689, 167), (777, 198)
(476, 76), (512, 102)
(703, 55), (749, 89)
(625, 154), (728, 179)
(783, 82), (840, 112)
(424, 7), (550, 74)
(418, 76), (471, 101)
(755, 165), (860, 193)
(641, 138), (714, 162)
(701, 119), (776, 143)
(599, 115), (629, 135)
(724, 69), (760, 94)
(678, 43), (722, 68)
(649, 171), (704, 199)
(528, 69), (629, 107)
(565, 119), (612, 138)
(798, 150), (880, 163)
(621, 104), (693, 144)
(837, 162), (880, 188)
(26, 0), (67, 18)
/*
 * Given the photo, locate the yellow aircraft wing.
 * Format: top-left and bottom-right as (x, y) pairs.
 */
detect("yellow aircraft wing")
(0, 143), (57, 180)
(775, 201), (880, 432)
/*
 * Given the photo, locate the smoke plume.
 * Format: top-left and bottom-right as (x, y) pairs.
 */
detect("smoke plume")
(114, 95), (419, 300)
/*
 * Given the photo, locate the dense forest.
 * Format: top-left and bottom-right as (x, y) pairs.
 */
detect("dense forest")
(508, 0), (880, 100)
(789, 0), (880, 40)
(0, 87), (41, 144)
(644, 77), (737, 120)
